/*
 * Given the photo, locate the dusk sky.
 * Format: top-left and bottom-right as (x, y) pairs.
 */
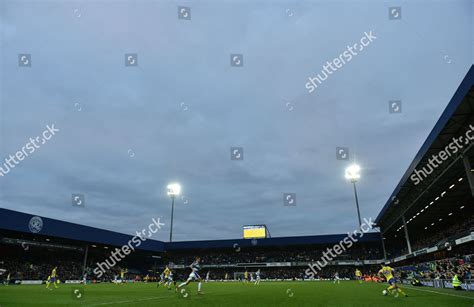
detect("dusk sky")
(0, 0), (473, 242)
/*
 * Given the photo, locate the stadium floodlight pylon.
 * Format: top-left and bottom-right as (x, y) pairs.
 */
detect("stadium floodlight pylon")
(167, 183), (181, 242)
(345, 164), (362, 229)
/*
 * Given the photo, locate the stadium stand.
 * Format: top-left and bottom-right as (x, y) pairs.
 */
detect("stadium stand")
(374, 65), (474, 290)
(0, 208), (383, 283)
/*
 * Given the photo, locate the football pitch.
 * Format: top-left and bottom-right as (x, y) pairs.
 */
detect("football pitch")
(1, 281), (473, 306)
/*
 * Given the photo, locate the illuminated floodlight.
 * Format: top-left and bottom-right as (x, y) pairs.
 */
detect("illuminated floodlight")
(167, 183), (181, 197)
(167, 182), (181, 243)
(345, 164), (362, 228)
(345, 164), (361, 181)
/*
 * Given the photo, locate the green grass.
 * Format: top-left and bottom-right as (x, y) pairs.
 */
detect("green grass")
(0, 281), (473, 306)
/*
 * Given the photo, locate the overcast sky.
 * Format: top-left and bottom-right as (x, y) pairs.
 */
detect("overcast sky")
(0, 0), (472, 242)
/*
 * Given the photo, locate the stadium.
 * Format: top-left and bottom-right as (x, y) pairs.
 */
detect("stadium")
(1, 1), (474, 306)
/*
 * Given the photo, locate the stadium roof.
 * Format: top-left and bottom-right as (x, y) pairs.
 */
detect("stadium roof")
(0, 208), (165, 252)
(0, 208), (381, 251)
(375, 65), (474, 236)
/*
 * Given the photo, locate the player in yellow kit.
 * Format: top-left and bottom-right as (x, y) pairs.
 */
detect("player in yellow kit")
(244, 270), (249, 283)
(46, 267), (59, 289)
(158, 266), (171, 288)
(355, 268), (363, 284)
(378, 265), (407, 297)
(163, 266), (171, 289)
(119, 268), (127, 285)
(5, 272), (10, 286)
(163, 266), (170, 279)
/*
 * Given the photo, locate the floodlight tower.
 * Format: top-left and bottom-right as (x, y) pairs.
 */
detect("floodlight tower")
(345, 164), (362, 228)
(167, 183), (181, 242)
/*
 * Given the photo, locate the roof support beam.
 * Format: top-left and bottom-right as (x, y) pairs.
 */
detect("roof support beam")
(82, 244), (89, 277)
(402, 215), (412, 254)
(462, 155), (474, 197)
(380, 231), (387, 261)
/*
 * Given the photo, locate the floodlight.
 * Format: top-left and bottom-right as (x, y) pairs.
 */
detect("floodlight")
(345, 164), (361, 181)
(344, 164), (362, 229)
(167, 183), (181, 197)
(167, 182), (181, 243)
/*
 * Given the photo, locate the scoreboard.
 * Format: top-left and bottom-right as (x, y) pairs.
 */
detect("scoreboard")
(243, 225), (267, 239)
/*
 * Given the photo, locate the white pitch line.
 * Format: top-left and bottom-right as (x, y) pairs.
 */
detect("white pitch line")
(404, 285), (474, 300)
(87, 296), (166, 306)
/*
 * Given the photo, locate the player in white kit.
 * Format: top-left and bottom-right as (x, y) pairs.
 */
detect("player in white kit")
(254, 269), (261, 285)
(166, 270), (174, 289)
(333, 272), (341, 284)
(176, 256), (203, 294)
